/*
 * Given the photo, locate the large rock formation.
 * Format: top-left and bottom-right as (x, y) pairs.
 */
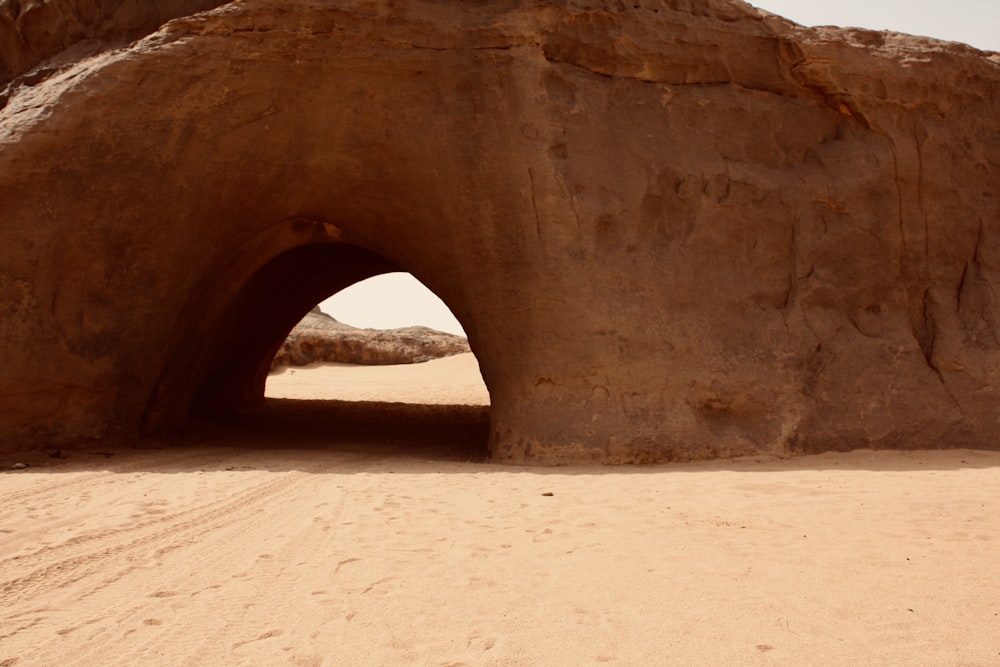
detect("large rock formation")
(0, 0), (998, 463)
(271, 308), (470, 367)
(0, 0), (230, 100)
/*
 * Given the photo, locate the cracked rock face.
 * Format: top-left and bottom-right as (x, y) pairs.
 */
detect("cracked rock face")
(0, 0), (998, 463)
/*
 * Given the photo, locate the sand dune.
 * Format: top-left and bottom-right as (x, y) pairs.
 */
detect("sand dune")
(2, 358), (999, 665)
(266, 352), (490, 405)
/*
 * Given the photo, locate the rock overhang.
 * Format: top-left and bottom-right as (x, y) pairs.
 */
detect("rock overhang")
(0, 0), (998, 463)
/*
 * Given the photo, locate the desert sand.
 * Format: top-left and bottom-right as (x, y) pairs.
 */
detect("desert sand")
(2, 354), (999, 665)
(266, 353), (491, 405)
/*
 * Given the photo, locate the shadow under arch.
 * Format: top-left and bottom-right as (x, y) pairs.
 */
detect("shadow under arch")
(141, 218), (491, 459)
(191, 241), (398, 415)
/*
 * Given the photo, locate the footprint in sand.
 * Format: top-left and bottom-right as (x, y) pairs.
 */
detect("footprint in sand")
(360, 577), (397, 596)
(532, 528), (554, 542)
(466, 633), (497, 652)
(231, 629), (283, 650)
(335, 557), (361, 573)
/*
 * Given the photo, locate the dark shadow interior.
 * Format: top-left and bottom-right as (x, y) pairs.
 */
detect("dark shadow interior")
(191, 242), (398, 415)
(190, 399), (491, 462)
(185, 241), (490, 459)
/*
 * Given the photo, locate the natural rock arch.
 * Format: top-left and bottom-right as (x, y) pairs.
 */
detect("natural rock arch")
(145, 226), (403, 427)
(1, 0), (998, 463)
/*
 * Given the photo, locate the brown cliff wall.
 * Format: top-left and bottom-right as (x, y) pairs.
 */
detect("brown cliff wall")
(0, 0), (228, 89)
(0, 0), (997, 462)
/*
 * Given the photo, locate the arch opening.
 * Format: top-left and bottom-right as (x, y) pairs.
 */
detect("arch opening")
(179, 242), (491, 459)
(266, 273), (485, 404)
(319, 273), (467, 336)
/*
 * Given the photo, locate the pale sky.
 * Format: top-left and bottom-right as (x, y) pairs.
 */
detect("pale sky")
(321, 273), (466, 335)
(750, 0), (999, 52)
(321, 3), (996, 336)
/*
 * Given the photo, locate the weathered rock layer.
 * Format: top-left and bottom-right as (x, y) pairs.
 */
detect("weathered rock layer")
(1, 0), (998, 462)
(271, 309), (470, 368)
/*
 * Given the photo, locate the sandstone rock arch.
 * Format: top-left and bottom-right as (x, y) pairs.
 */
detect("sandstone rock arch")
(1, 0), (998, 463)
(145, 226), (401, 427)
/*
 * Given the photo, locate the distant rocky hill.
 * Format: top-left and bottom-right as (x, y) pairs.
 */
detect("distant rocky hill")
(270, 308), (470, 370)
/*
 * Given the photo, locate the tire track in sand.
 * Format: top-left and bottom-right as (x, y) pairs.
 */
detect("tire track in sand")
(0, 470), (306, 607)
(31, 455), (372, 667)
(0, 448), (239, 508)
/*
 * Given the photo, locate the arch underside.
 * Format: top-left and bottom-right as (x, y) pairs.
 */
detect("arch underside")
(142, 240), (406, 429)
(192, 243), (400, 413)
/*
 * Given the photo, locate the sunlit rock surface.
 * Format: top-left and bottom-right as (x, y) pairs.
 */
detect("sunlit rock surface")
(1, 0), (998, 462)
(271, 308), (470, 368)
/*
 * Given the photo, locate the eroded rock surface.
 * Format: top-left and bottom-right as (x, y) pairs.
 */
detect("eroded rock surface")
(271, 308), (470, 368)
(0, 0), (998, 462)
(0, 0), (228, 100)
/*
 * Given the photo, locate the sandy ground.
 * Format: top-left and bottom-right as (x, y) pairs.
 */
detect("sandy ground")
(2, 355), (1000, 666)
(265, 353), (491, 405)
